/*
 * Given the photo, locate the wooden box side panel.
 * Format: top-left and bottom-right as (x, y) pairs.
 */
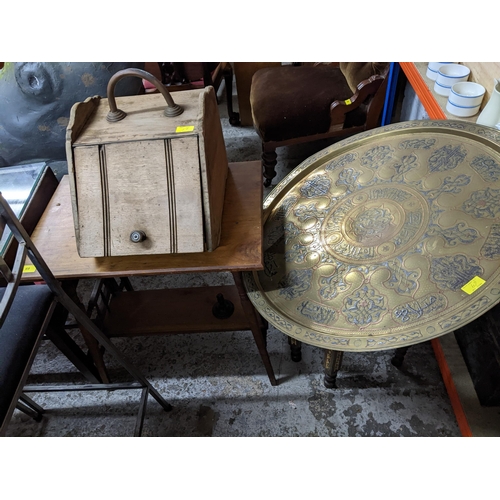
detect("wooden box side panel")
(198, 86), (228, 251)
(169, 137), (206, 253)
(73, 146), (105, 257)
(66, 96), (101, 247)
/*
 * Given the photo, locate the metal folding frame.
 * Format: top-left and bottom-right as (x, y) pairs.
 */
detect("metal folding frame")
(0, 192), (172, 436)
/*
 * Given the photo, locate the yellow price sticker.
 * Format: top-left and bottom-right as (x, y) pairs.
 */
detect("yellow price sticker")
(23, 264), (37, 273)
(461, 276), (486, 295)
(344, 99), (352, 105)
(175, 126), (195, 133)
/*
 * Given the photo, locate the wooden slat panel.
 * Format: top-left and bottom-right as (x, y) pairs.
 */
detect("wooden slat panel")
(66, 96), (102, 246)
(73, 146), (105, 257)
(169, 136), (205, 253)
(198, 87), (228, 251)
(104, 139), (204, 255)
(105, 140), (170, 256)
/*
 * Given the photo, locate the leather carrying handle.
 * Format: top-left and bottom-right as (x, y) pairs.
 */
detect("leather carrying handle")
(106, 68), (184, 122)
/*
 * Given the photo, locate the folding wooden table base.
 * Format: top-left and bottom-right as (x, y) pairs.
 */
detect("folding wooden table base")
(24, 161), (278, 388)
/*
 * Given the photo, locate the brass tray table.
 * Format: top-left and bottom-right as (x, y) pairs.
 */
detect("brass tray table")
(244, 120), (500, 386)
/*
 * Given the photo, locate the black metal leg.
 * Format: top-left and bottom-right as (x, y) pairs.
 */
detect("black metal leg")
(19, 393), (44, 414)
(323, 349), (344, 389)
(16, 399), (43, 422)
(134, 387), (149, 437)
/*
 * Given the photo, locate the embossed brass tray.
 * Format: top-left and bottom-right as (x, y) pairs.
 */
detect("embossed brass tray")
(244, 120), (500, 351)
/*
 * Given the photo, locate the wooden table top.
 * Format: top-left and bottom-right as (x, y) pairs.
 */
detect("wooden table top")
(23, 161), (264, 281)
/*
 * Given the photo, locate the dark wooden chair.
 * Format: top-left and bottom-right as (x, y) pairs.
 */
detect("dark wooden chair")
(250, 62), (390, 186)
(0, 192), (172, 436)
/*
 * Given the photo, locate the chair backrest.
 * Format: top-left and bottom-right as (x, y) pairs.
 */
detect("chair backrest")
(329, 63), (390, 132)
(0, 196), (27, 327)
(339, 63), (389, 94)
(0, 191), (63, 325)
(0, 190), (174, 436)
(0, 191), (146, 361)
(159, 62), (220, 87)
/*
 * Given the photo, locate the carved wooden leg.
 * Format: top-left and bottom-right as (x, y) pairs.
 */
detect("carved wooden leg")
(288, 337), (302, 362)
(232, 271), (278, 386)
(391, 346), (410, 368)
(262, 146), (277, 187)
(323, 349), (344, 389)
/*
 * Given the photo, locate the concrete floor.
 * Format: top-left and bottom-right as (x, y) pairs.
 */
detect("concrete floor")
(8, 318), (459, 436)
(5, 77), (464, 437)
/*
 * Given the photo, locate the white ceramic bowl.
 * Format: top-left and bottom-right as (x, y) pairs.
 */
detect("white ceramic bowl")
(426, 62), (454, 81)
(446, 99), (481, 118)
(449, 81), (485, 108)
(434, 64), (470, 96)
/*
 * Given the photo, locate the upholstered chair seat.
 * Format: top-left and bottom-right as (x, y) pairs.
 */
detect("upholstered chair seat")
(0, 285), (54, 426)
(252, 65), (354, 143)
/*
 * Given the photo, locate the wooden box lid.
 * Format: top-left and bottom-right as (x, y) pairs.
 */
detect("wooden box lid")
(74, 89), (206, 146)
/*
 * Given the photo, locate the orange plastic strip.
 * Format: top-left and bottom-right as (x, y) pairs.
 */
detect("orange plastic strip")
(399, 62), (447, 120)
(431, 339), (473, 437)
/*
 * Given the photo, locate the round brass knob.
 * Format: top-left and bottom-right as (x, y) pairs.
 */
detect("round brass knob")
(130, 230), (146, 243)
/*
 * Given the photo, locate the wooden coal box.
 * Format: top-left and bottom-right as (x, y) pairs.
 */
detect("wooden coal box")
(66, 84), (227, 257)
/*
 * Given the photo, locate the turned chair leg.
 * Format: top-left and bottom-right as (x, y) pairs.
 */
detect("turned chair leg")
(223, 65), (240, 126)
(262, 146), (278, 187)
(288, 337), (302, 362)
(323, 349), (344, 389)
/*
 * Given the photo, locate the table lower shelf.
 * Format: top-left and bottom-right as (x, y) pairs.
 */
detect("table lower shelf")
(103, 285), (252, 337)
(98, 281), (278, 386)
